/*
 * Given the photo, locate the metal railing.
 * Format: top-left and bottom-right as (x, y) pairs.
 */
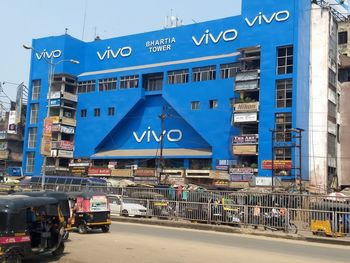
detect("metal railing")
(15, 183), (350, 238)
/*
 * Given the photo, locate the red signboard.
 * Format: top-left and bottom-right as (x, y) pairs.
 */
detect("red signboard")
(88, 167), (111, 176)
(134, 169), (156, 177)
(43, 118), (53, 137)
(262, 160), (292, 170)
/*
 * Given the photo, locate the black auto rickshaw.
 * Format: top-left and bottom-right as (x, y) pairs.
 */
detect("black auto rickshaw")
(129, 191), (172, 218)
(0, 195), (66, 263)
(13, 191), (72, 240)
(310, 201), (350, 237)
(68, 192), (111, 234)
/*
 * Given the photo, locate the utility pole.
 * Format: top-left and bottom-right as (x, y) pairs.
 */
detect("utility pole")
(158, 107), (167, 184)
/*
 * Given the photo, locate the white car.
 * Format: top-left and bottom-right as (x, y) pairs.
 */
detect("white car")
(107, 195), (148, 217)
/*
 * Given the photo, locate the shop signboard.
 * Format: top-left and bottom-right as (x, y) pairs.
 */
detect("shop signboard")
(57, 150), (73, 158)
(255, 177), (272, 186)
(7, 167), (22, 176)
(229, 167), (254, 174)
(50, 116), (60, 124)
(69, 162), (90, 167)
(0, 131), (6, 139)
(213, 180), (229, 187)
(134, 169), (155, 177)
(233, 145), (257, 155)
(216, 159), (237, 166)
(134, 177), (158, 184)
(233, 134), (258, 144)
(262, 160), (292, 170)
(233, 112), (257, 123)
(7, 111), (16, 134)
(43, 118), (53, 137)
(215, 165), (229, 171)
(50, 99), (61, 106)
(230, 174), (254, 182)
(49, 91), (61, 99)
(70, 166), (88, 176)
(41, 136), (51, 156)
(61, 125), (75, 134)
(88, 167), (111, 176)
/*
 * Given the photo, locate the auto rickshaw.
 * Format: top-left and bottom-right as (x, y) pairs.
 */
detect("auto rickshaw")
(0, 195), (66, 263)
(310, 201), (350, 237)
(129, 191), (172, 218)
(69, 192), (111, 234)
(13, 191), (72, 240)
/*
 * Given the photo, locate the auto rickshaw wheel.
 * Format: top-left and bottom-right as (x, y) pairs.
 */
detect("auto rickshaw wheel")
(52, 241), (65, 257)
(101, 225), (110, 233)
(4, 254), (22, 263)
(78, 223), (88, 234)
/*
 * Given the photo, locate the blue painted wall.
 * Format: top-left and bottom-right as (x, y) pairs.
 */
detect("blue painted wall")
(23, 0), (311, 178)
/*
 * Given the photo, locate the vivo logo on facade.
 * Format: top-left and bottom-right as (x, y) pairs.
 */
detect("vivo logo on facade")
(97, 46), (132, 60)
(133, 127), (183, 143)
(245, 10), (290, 27)
(192, 29), (238, 46)
(35, 49), (62, 60)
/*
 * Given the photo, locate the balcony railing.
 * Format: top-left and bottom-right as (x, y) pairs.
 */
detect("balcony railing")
(62, 91), (77, 102)
(61, 117), (76, 126)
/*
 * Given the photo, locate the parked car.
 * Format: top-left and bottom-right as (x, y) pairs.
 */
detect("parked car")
(107, 195), (148, 217)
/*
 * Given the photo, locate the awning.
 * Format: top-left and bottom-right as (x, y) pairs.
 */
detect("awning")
(91, 148), (212, 159)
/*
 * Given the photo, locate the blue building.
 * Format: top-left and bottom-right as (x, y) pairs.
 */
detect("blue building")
(24, 0), (341, 191)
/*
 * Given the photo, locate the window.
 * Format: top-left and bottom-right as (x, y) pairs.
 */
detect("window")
(339, 68), (350, 82)
(275, 113), (292, 142)
(120, 75), (139, 89)
(98, 78), (117, 91)
(338, 31), (348, 45)
(30, 104), (39, 124)
(81, 109), (87, 118)
(167, 69), (189, 84)
(277, 46), (293, 75)
(329, 69), (336, 87)
(192, 66), (216, 82)
(26, 152), (35, 173)
(276, 79), (292, 108)
(275, 147), (292, 160)
(209, 99), (218, 109)
(220, 63), (240, 79)
(94, 108), (100, 117)
(191, 101), (200, 110)
(78, 80), (96, 93)
(328, 101), (336, 121)
(108, 107), (115, 116)
(143, 73), (163, 91)
(32, 80), (41, 100)
(28, 127), (37, 148)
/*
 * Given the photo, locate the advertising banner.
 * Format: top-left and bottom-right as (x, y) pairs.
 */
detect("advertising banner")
(233, 145), (257, 155)
(51, 140), (74, 151)
(7, 111), (16, 134)
(233, 134), (258, 144)
(57, 150), (73, 158)
(0, 150), (9, 159)
(88, 167), (111, 176)
(50, 99), (61, 106)
(134, 169), (156, 177)
(43, 118), (53, 137)
(233, 112), (257, 123)
(40, 136), (51, 156)
(229, 167), (254, 174)
(261, 160), (292, 170)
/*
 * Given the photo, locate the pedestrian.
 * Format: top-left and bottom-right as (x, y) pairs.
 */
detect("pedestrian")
(253, 203), (261, 228)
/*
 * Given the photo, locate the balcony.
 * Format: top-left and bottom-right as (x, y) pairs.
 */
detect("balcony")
(234, 102), (259, 112)
(62, 91), (77, 102)
(235, 70), (260, 91)
(61, 117), (76, 127)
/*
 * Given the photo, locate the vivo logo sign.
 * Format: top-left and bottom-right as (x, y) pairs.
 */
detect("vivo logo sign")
(133, 127), (183, 143)
(97, 46), (132, 60)
(192, 29), (238, 46)
(245, 10), (290, 27)
(35, 49), (62, 60)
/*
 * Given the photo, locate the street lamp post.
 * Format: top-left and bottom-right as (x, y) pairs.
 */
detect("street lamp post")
(23, 44), (79, 190)
(270, 129), (276, 192)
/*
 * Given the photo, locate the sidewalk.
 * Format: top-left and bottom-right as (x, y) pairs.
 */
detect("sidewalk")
(111, 216), (350, 246)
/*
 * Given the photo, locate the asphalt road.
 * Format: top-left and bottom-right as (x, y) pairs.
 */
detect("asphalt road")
(26, 222), (349, 263)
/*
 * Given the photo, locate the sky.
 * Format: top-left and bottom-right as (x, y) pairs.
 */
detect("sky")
(0, 0), (241, 101)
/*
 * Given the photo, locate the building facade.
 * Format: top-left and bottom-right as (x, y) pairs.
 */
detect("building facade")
(22, 0), (347, 192)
